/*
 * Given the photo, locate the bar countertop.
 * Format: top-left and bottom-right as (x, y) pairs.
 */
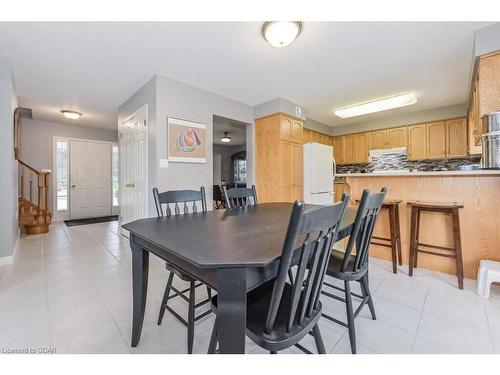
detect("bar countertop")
(336, 170), (500, 177)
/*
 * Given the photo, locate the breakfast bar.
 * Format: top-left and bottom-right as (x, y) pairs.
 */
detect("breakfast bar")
(338, 170), (500, 278)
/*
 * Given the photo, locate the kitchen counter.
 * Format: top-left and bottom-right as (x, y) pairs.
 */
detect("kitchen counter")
(338, 172), (500, 279)
(337, 170), (500, 177)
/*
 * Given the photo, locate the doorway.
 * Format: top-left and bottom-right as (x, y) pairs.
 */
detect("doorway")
(119, 105), (148, 226)
(212, 115), (249, 209)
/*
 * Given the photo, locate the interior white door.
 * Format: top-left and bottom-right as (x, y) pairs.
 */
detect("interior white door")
(120, 106), (148, 226)
(70, 140), (112, 219)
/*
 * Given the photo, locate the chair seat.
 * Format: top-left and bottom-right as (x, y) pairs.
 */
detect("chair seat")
(165, 262), (196, 282)
(326, 250), (366, 280)
(211, 279), (322, 350)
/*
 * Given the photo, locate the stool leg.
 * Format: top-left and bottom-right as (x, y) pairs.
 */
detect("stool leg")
(414, 209), (421, 268)
(395, 204), (403, 266)
(389, 206), (398, 274)
(408, 206), (418, 277)
(451, 209), (464, 290)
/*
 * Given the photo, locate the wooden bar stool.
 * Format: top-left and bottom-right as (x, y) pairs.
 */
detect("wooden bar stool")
(356, 199), (403, 274)
(407, 201), (464, 289)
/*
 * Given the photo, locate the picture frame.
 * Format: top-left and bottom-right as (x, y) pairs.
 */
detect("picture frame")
(167, 117), (207, 163)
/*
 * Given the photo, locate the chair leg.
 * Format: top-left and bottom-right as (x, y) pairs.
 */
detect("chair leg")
(312, 323), (326, 354)
(361, 275), (376, 320)
(408, 206), (418, 277)
(157, 272), (174, 325)
(344, 281), (357, 354)
(414, 209), (421, 268)
(288, 268), (294, 286)
(395, 204), (403, 266)
(389, 207), (398, 274)
(187, 281), (196, 354)
(208, 318), (218, 354)
(451, 209), (464, 290)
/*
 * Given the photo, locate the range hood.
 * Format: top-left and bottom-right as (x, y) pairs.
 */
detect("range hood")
(369, 147), (407, 157)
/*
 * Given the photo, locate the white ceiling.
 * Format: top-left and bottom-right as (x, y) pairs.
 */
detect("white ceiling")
(213, 115), (247, 146)
(0, 22), (493, 130)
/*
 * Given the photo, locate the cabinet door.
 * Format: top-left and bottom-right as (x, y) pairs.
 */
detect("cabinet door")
(407, 124), (427, 160)
(353, 133), (368, 163)
(280, 116), (292, 141)
(291, 119), (303, 144)
(303, 128), (312, 144)
(368, 130), (386, 150)
(426, 121), (446, 158)
(311, 131), (322, 144)
(446, 118), (467, 157)
(332, 136), (343, 164)
(468, 77), (482, 154)
(291, 143), (303, 201)
(387, 127), (407, 148)
(279, 141), (292, 202)
(333, 183), (346, 203)
(478, 53), (500, 118)
(342, 135), (355, 164)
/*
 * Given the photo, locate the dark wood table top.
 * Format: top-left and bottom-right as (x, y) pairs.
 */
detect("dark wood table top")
(123, 202), (356, 269)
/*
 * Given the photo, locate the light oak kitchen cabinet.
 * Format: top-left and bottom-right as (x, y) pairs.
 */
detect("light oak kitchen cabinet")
(353, 133), (369, 163)
(467, 51), (500, 155)
(256, 113), (304, 203)
(342, 135), (356, 164)
(368, 127), (407, 150)
(426, 121), (447, 159)
(332, 136), (343, 164)
(446, 118), (468, 157)
(407, 124), (427, 160)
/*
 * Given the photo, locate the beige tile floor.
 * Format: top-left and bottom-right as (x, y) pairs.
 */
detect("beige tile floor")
(1, 221), (500, 354)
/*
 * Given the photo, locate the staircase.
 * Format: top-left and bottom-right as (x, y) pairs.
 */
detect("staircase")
(18, 160), (52, 234)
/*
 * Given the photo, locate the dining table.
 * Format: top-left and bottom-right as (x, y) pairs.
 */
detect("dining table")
(122, 202), (357, 354)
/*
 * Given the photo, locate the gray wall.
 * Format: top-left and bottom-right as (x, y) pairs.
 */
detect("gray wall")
(304, 118), (334, 135)
(119, 75), (255, 215)
(156, 75), (255, 212)
(330, 104), (467, 136)
(474, 23), (500, 57)
(254, 97), (307, 121)
(19, 118), (118, 214)
(0, 60), (18, 259)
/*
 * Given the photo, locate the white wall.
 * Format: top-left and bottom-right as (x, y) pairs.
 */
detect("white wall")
(0, 60), (18, 259)
(19, 118), (118, 214)
(330, 103), (467, 136)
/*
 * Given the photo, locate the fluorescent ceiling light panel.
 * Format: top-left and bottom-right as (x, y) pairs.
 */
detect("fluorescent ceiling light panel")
(334, 93), (417, 118)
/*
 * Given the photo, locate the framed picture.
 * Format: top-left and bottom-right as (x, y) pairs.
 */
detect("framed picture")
(167, 117), (207, 163)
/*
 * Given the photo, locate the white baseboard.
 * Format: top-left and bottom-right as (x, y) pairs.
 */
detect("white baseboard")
(0, 231), (19, 266)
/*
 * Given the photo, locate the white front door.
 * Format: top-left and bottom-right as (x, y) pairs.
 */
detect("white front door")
(70, 140), (112, 219)
(119, 105), (148, 226)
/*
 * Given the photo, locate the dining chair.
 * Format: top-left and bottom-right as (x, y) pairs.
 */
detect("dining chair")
(222, 184), (258, 209)
(212, 185), (226, 209)
(321, 187), (387, 354)
(152, 186), (212, 354)
(208, 194), (350, 354)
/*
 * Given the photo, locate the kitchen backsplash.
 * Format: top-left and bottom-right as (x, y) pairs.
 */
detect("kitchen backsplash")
(336, 149), (481, 174)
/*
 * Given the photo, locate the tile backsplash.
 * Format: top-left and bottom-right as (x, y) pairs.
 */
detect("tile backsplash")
(336, 149), (481, 174)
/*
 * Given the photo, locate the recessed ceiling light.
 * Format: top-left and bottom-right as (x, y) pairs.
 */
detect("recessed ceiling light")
(334, 93), (418, 119)
(262, 21), (302, 48)
(220, 132), (231, 143)
(61, 110), (82, 120)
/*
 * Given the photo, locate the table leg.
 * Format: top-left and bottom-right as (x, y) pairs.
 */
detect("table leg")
(216, 268), (247, 354)
(130, 239), (149, 347)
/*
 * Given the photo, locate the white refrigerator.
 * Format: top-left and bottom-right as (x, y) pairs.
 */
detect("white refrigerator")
(303, 142), (335, 205)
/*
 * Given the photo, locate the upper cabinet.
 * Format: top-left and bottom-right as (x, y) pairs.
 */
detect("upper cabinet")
(368, 127), (407, 150)
(353, 133), (369, 163)
(407, 124), (427, 160)
(467, 51), (500, 155)
(386, 127), (407, 148)
(332, 136), (343, 164)
(280, 114), (303, 144)
(342, 135), (356, 164)
(426, 121), (447, 159)
(446, 118), (468, 158)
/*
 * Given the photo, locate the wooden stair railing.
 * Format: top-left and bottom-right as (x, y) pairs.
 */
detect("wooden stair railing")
(18, 160), (52, 234)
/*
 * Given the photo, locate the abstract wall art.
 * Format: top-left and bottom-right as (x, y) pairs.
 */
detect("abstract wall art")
(167, 117), (207, 163)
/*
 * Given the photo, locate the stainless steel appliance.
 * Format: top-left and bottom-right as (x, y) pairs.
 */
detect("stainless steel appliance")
(481, 131), (500, 169)
(481, 110), (500, 133)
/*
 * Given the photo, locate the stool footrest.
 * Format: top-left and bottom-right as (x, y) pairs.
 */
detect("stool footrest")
(417, 242), (456, 252)
(415, 248), (457, 259)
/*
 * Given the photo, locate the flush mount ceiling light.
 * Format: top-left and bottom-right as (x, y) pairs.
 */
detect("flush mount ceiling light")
(262, 21), (302, 48)
(61, 110), (82, 120)
(334, 93), (418, 119)
(220, 132), (231, 143)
